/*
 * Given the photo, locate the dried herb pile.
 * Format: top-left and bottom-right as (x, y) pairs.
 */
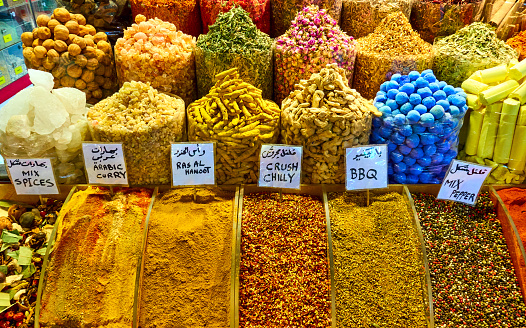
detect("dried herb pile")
(196, 7), (273, 99)
(274, 5), (356, 105)
(410, 0), (481, 44)
(433, 22), (518, 87)
(353, 11), (433, 99)
(200, 0), (271, 34)
(341, 0), (413, 39)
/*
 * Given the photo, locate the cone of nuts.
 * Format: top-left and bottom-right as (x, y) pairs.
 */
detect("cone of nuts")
(21, 8), (117, 104)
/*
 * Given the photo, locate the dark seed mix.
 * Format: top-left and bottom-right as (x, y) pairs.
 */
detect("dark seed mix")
(328, 191), (428, 328)
(412, 192), (526, 328)
(239, 192), (331, 327)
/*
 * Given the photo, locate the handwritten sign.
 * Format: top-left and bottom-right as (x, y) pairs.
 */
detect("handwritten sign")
(14, 66), (23, 75)
(2, 34), (11, 43)
(82, 143), (128, 185)
(171, 143), (215, 186)
(6, 158), (59, 195)
(437, 159), (491, 206)
(259, 144), (302, 189)
(345, 145), (388, 190)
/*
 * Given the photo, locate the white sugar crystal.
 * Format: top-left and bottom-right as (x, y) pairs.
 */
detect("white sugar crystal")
(0, 88), (33, 132)
(5, 115), (31, 139)
(31, 87), (68, 135)
(28, 69), (54, 92)
(52, 88), (87, 115)
(57, 129), (72, 145)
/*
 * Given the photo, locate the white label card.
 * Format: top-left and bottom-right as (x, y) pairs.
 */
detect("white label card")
(171, 143), (215, 186)
(82, 143), (128, 185)
(259, 144), (302, 189)
(437, 159), (491, 206)
(6, 158), (59, 195)
(345, 145), (388, 190)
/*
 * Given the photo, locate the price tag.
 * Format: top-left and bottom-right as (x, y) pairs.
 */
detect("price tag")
(0, 76), (5, 85)
(14, 66), (22, 75)
(171, 142), (215, 186)
(437, 159), (491, 206)
(2, 34), (12, 43)
(82, 143), (128, 185)
(5, 158), (59, 195)
(0, 1), (4, 7)
(345, 144), (388, 190)
(259, 144), (302, 189)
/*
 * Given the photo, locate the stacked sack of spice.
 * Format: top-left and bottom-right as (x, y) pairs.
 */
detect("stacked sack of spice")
(114, 14), (196, 106)
(340, 0), (413, 39)
(410, 0), (482, 43)
(459, 59), (526, 184)
(187, 67), (280, 184)
(274, 5), (356, 106)
(196, 7), (273, 100)
(433, 22), (518, 88)
(371, 69), (468, 184)
(21, 8), (117, 104)
(281, 63), (381, 184)
(353, 11), (433, 100)
(200, 0), (270, 34)
(270, 0), (342, 37)
(129, 0), (202, 36)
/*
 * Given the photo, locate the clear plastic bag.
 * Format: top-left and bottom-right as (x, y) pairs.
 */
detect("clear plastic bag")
(271, 0), (342, 37)
(340, 0), (413, 39)
(410, 0), (482, 44)
(200, 0), (271, 34)
(371, 70), (468, 184)
(129, 0), (202, 37)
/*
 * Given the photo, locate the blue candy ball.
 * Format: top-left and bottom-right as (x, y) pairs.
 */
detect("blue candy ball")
(390, 150), (404, 163)
(394, 162), (407, 173)
(431, 153), (444, 164)
(420, 113), (435, 127)
(379, 126), (393, 138)
(384, 116), (395, 128)
(413, 125), (426, 134)
(391, 131), (405, 145)
(393, 173), (407, 184)
(441, 112), (453, 125)
(408, 164), (424, 176)
(386, 99), (398, 110)
(409, 93), (422, 106)
(438, 81), (447, 89)
(421, 69), (433, 76)
(400, 103), (413, 115)
(380, 82), (389, 92)
(387, 89), (399, 99)
(388, 162), (394, 175)
(443, 85), (455, 95)
(407, 110), (421, 124)
(398, 145), (412, 155)
(400, 83), (415, 95)
(400, 125), (413, 137)
(403, 156), (417, 166)
(405, 134), (420, 148)
(417, 87), (433, 99)
(428, 124), (444, 135)
(420, 133), (437, 145)
(415, 77), (429, 88)
(400, 76), (411, 85)
(424, 144), (437, 156)
(433, 90), (447, 101)
(408, 71), (420, 81)
(423, 73), (437, 83)
(436, 99), (450, 111)
(375, 93), (388, 103)
(394, 114), (406, 125)
(388, 142), (397, 152)
(406, 174), (420, 184)
(410, 147), (424, 159)
(388, 80), (400, 90)
(450, 95), (466, 107)
(414, 104), (427, 115)
(428, 82), (440, 93)
(395, 92), (409, 104)
(437, 140), (452, 153)
(374, 102), (385, 109)
(392, 110), (401, 116)
(391, 73), (402, 82)
(417, 157), (432, 166)
(372, 117), (382, 128)
(419, 172), (434, 183)
(370, 133), (386, 144)
(430, 105), (445, 119)
(422, 97), (436, 109)
(379, 106), (392, 116)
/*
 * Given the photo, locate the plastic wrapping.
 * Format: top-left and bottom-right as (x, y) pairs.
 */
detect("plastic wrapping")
(432, 22), (519, 88)
(22, 9), (118, 105)
(187, 68), (280, 185)
(130, 0), (202, 37)
(280, 64), (380, 184)
(371, 69), (468, 184)
(410, 0), (482, 44)
(0, 70), (90, 184)
(55, 0), (132, 34)
(274, 6), (356, 106)
(340, 0), (413, 39)
(200, 0), (271, 34)
(114, 15), (197, 106)
(270, 0), (342, 37)
(88, 82), (187, 186)
(196, 7), (273, 100)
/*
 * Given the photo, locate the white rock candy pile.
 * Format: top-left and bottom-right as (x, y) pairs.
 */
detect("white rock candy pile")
(0, 69), (89, 183)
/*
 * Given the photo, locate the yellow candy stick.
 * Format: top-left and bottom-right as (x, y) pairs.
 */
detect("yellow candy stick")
(477, 102), (503, 159)
(508, 125), (526, 172)
(509, 58), (526, 81)
(494, 98), (520, 164)
(465, 110), (485, 156)
(479, 64), (509, 84)
(479, 80), (519, 105)
(462, 79), (489, 95)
